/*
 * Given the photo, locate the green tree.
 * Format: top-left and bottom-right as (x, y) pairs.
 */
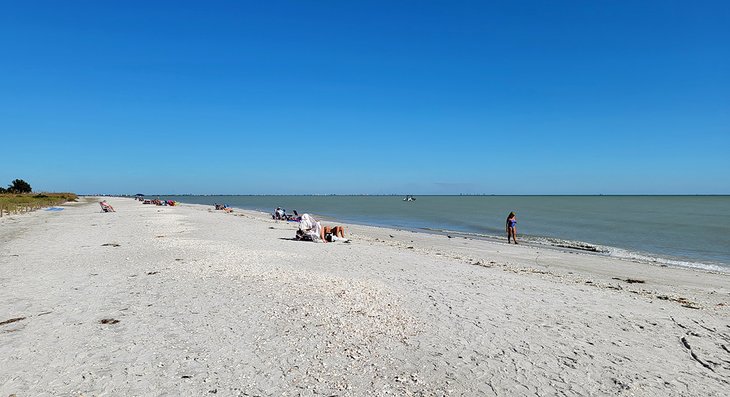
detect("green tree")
(8, 179), (32, 193)
(0, 186), (6, 193)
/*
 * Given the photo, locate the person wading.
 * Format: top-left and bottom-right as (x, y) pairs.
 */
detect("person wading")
(506, 212), (518, 244)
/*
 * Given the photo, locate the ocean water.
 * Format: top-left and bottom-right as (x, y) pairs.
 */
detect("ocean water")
(165, 195), (730, 271)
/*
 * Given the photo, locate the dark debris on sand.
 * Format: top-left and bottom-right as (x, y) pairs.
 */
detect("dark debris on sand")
(0, 317), (26, 326)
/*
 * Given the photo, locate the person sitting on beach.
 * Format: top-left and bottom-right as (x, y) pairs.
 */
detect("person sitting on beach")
(296, 213), (322, 242)
(273, 207), (285, 220)
(99, 200), (115, 212)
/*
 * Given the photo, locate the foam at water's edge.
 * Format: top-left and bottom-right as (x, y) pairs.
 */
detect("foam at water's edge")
(535, 237), (727, 273)
(603, 247), (727, 272)
(527, 236), (608, 253)
(421, 227), (728, 273)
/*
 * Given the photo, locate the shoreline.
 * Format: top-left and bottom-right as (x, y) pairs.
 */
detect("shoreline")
(155, 195), (730, 273)
(2, 197), (729, 395)
(187, 199), (730, 274)
(146, 198), (730, 310)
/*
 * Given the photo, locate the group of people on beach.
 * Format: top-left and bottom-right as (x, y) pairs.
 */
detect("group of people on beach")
(99, 197), (178, 213)
(272, 207), (301, 221)
(139, 197), (176, 206)
(270, 208), (348, 243)
(294, 211), (514, 244)
(294, 213), (348, 243)
(280, 206), (513, 245)
(220, 203), (515, 245)
(210, 204), (347, 243)
(94, 199), (349, 245)
(214, 203), (234, 213)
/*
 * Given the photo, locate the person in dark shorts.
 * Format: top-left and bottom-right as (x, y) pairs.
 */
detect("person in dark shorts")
(322, 225), (346, 242)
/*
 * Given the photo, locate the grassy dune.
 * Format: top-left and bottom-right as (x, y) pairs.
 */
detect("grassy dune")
(0, 193), (78, 217)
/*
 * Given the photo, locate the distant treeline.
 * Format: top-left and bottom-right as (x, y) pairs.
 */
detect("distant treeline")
(0, 179), (77, 217)
(0, 179), (32, 194)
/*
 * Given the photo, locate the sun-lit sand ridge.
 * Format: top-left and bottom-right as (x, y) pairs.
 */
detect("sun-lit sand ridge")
(1, 197), (728, 395)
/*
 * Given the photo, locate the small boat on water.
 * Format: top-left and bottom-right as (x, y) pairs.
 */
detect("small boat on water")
(403, 195), (416, 202)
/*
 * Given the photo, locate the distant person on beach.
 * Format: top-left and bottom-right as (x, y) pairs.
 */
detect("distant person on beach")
(506, 212), (517, 244)
(273, 207), (286, 220)
(215, 203), (232, 212)
(287, 210), (301, 222)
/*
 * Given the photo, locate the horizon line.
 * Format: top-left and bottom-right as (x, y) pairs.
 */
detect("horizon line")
(81, 193), (730, 197)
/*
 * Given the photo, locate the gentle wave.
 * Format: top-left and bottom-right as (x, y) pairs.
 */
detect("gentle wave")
(603, 247), (727, 273)
(421, 227), (727, 273)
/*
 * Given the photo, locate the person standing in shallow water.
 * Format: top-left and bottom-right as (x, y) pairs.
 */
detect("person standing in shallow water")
(506, 212), (518, 244)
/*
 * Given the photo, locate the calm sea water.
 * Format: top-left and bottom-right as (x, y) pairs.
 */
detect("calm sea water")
(166, 195), (730, 271)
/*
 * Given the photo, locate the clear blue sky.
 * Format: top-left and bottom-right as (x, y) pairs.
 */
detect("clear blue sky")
(1, 1), (728, 195)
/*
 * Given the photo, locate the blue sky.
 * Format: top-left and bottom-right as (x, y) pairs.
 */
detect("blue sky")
(1, 1), (728, 195)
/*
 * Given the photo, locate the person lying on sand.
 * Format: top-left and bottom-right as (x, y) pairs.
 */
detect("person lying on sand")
(295, 226), (349, 243)
(322, 225), (348, 243)
(286, 210), (301, 222)
(295, 214), (350, 243)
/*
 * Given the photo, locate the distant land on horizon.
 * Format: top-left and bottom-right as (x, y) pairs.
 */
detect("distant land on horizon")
(85, 193), (730, 197)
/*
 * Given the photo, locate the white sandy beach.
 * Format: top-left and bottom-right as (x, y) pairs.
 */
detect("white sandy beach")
(1, 197), (729, 396)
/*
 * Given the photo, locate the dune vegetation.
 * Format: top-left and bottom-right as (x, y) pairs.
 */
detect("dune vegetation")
(0, 193), (78, 217)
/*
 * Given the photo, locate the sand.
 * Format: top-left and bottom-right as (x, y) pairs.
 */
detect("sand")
(1, 197), (728, 396)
